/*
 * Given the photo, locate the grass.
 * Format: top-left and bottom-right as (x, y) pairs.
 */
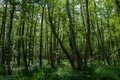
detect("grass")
(0, 60), (120, 80)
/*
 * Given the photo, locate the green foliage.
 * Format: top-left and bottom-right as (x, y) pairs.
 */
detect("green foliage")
(0, 0), (120, 80)
(0, 61), (120, 80)
(91, 61), (120, 80)
(33, 71), (45, 80)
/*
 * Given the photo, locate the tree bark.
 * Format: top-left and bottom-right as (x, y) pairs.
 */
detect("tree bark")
(6, 3), (15, 75)
(0, 0), (8, 73)
(66, 0), (83, 70)
(39, 5), (45, 67)
(84, 0), (92, 68)
(48, 5), (75, 69)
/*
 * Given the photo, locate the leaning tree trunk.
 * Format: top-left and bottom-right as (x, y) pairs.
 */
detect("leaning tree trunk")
(84, 0), (92, 68)
(47, 5), (75, 69)
(66, 0), (83, 70)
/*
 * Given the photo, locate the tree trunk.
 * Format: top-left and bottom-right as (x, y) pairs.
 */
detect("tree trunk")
(39, 5), (45, 67)
(0, 0), (8, 74)
(84, 0), (92, 68)
(47, 5), (75, 69)
(21, 0), (28, 70)
(6, 2), (15, 75)
(66, 0), (83, 70)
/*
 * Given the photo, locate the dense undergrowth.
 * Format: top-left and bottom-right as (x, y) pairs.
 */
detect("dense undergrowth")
(0, 61), (120, 80)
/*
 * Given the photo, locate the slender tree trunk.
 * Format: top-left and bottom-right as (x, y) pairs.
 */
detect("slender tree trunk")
(16, 24), (22, 67)
(80, 3), (86, 28)
(21, 0), (28, 70)
(6, 2), (15, 75)
(44, 11), (49, 64)
(50, 29), (54, 67)
(0, 0), (8, 73)
(84, 0), (92, 68)
(22, 21), (28, 70)
(39, 5), (45, 67)
(56, 17), (61, 65)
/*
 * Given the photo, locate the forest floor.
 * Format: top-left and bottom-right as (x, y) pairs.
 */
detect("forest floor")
(0, 60), (120, 80)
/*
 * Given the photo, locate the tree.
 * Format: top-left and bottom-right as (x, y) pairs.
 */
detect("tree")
(66, 0), (82, 70)
(39, 1), (45, 67)
(84, 0), (92, 68)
